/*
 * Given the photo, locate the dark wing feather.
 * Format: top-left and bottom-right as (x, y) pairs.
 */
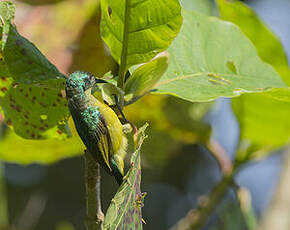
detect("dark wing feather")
(92, 114), (113, 173)
(70, 105), (113, 174)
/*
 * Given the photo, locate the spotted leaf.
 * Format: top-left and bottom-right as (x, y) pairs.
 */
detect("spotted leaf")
(102, 124), (148, 230)
(0, 83), (69, 139)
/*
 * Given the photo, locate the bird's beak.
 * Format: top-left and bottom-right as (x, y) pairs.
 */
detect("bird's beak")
(94, 78), (108, 84)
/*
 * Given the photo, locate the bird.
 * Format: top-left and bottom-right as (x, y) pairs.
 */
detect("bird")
(65, 71), (127, 185)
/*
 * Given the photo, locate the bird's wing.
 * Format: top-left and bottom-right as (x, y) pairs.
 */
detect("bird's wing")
(92, 113), (113, 172)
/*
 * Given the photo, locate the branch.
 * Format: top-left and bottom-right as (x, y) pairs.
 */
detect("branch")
(84, 151), (104, 230)
(0, 163), (8, 228)
(206, 139), (233, 175)
(169, 174), (234, 230)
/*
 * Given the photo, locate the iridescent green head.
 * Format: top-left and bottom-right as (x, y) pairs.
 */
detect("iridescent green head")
(66, 71), (107, 98)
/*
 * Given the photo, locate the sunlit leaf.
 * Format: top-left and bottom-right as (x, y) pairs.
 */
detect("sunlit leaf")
(100, 0), (182, 68)
(154, 10), (285, 102)
(2, 24), (65, 86)
(233, 91), (290, 160)
(0, 130), (83, 164)
(217, 0), (290, 85)
(102, 124), (147, 230)
(125, 52), (169, 99)
(216, 0), (290, 159)
(181, 0), (215, 15)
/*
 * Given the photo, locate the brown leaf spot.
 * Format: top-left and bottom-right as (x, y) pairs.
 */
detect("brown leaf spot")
(24, 114), (29, 119)
(0, 77), (7, 82)
(1, 87), (7, 92)
(31, 133), (35, 138)
(39, 127), (45, 131)
(15, 105), (22, 112)
(57, 130), (63, 135)
(6, 119), (12, 126)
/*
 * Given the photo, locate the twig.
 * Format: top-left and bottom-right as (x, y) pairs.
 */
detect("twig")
(169, 174), (234, 230)
(206, 139), (233, 175)
(84, 151), (104, 230)
(0, 163), (8, 228)
(16, 192), (47, 230)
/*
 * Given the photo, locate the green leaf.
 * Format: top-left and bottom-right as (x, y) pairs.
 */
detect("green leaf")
(153, 10), (286, 102)
(0, 83), (70, 139)
(232, 90), (290, 161)
(0, 1), (65, 86)
(125, 52), (169, 100)
(0, 1), (15, 25)
(100, 0), (182, 68)
(102, 124), (148, 230)
(0, 59), (12, 97)
(216, 0), (290, 85)
(0, 130), (83, 164)
(0, 57), (69, 139)
(0, 2), (71, 139)
(180, 0), (215, 15)
(2, 26), (66, 85)
(263, 88), (290, 102)
(216, 0), (290, 159)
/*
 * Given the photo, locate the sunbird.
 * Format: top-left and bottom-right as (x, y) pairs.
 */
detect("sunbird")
(65, 71), (127, 185)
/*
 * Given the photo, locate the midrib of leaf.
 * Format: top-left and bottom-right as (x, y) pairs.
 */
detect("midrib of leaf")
(118, 0), (131, 89)
(155, 72), (277, 87)
(115, 164), (139, 228)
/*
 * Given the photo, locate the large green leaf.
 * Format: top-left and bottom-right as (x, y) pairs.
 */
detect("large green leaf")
(154, 10), (286, 102)
(216, 0), (290, 85)
(0, 83), (69, 139)
(0, 130), (83, 164)
(181, 0), (215, 15)
(0, 56), (69, 139)
(216, 0), (290, 159)
(102, 124), (147, 230)
(232, 89), (290, 161)
(100, 0), (182, 69)
(0, 1), (71, 139)
(2, 26), (66, 86)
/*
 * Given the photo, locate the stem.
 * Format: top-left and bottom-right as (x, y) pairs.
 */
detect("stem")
(117, 0), (131, 89)
(206, 139), (233, 175)
(170, 174), (234, 230)
(0, 162), (8, 227)
(84, 151), (104, 230)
